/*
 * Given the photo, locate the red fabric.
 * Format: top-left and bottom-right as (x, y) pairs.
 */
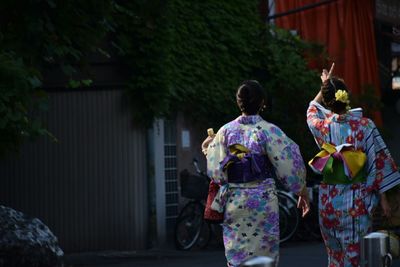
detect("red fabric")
(275, 0), (382, 125)
(203, 180), (224, 224)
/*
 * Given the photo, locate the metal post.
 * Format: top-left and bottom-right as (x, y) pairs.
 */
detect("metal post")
(240, 256), (276, 267)
(149, 119), (166, 246)
(360, 232), (393, 267)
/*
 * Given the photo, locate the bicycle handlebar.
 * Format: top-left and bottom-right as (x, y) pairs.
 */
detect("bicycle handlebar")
(193, 158), (202, 174)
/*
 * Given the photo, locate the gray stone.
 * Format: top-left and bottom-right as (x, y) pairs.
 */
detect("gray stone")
(0, 205), (63, 267)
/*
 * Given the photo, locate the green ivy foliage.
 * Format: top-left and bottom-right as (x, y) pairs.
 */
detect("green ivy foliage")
(0, 0), (113, 71)
(1, 0), (323, 161)
(114, 0), (321, 159)
(262, 28), (322, 159)
(0, 0), (115, 155)
(113, 0), (171, 124)
(0, 53), (46, 155)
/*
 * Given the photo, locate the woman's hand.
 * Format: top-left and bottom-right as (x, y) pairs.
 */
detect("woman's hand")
(314, 62), (335, 103)
(201, 135), (215, 156)
(320, 69), (329, 84)
(380, 193), (391, 218)
(320, 62), (335, 84)
(297, 187), (310, 217)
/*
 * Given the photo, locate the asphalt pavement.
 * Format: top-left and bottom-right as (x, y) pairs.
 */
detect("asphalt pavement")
(64, 240), (400, 267)
(64, 241), (325, 267)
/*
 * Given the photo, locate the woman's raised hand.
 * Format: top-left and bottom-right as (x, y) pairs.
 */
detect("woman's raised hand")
(321, 62), (335, 84)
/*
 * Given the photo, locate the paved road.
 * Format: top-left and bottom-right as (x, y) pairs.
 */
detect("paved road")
(65, 241), (322, 267)
(65, 241), (400, 267)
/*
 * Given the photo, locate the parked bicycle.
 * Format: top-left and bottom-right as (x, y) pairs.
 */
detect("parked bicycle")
(174, 159), (215, 250)
(277, 189), (299, 243)
(276, 179), (322, 243)
(174, 159), (304, 250)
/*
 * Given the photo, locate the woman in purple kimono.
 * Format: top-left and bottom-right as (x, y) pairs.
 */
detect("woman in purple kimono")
(307, 65), (400, 267)
(204, 80), (309, 267)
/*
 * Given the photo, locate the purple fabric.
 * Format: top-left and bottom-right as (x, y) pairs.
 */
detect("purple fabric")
(220, 152), (273, 183)
(311, 156), (330, 172)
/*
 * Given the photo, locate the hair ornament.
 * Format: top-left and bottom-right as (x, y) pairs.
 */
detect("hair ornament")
(335, 89), (351, 110)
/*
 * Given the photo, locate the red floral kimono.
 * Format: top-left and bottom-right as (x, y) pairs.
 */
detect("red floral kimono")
(307, 101), (400, 267)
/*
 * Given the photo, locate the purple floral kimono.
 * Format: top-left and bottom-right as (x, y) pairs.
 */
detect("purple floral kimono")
(206, 115), (306, 267)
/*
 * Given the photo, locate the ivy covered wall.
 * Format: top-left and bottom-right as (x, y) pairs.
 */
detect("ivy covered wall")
(1, 0), (322, 160)
(116, 0), (321, 159)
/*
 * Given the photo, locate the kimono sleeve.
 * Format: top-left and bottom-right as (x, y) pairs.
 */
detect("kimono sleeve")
(206, 127), (228, 184)
(265, 125), (306, 194)
(306, 100), (332, 148)
(365, 120), (400, 193)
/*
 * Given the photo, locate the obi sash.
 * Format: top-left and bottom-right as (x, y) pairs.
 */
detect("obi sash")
(219, 144), (273, 183)
(309, 143), (367, 184)
(211, 144), (273, 213)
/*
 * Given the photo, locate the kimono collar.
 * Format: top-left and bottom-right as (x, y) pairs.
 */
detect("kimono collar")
(331, 108), (363, 122)
(236, 115), (263, 125)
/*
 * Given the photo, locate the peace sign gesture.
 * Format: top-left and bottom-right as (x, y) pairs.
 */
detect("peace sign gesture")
(321, 63), (335, 84)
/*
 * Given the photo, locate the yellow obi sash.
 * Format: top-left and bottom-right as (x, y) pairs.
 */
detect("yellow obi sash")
(309, 143), (367, 184)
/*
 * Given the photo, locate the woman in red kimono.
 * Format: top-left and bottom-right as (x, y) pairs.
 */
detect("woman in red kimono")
(307, 64), (400, 267)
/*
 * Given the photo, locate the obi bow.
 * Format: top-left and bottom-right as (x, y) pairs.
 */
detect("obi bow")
(219, 144), (263, 178)
(309, 143), (367, 179)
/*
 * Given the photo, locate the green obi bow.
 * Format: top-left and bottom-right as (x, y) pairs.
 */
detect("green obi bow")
(309, 143), (367, 184)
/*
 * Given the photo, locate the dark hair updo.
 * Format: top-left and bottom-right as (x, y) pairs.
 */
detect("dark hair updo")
(321, 77), (348, 114)
(236, 80), (266, 115)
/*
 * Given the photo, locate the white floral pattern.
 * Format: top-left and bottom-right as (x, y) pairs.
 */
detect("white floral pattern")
(207, 115), (306, 267)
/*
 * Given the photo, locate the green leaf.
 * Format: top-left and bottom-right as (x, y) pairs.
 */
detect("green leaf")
(67, 79), (81, 89)
(97, 48), (111, 58)
(46, 0), (56, 8)
(61, 65), (77, 76)
(81, 79), (93, 87)
(28, 76), (42, 89)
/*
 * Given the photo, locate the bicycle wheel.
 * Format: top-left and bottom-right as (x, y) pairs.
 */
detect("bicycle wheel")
(195, 221), (211, 249)
(279, 204), (292, 243)
(174, 202), (204, 250)
(278, 191), (299, 243)
(210, 223), (224, 247)
(177, 201), (200, 218)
